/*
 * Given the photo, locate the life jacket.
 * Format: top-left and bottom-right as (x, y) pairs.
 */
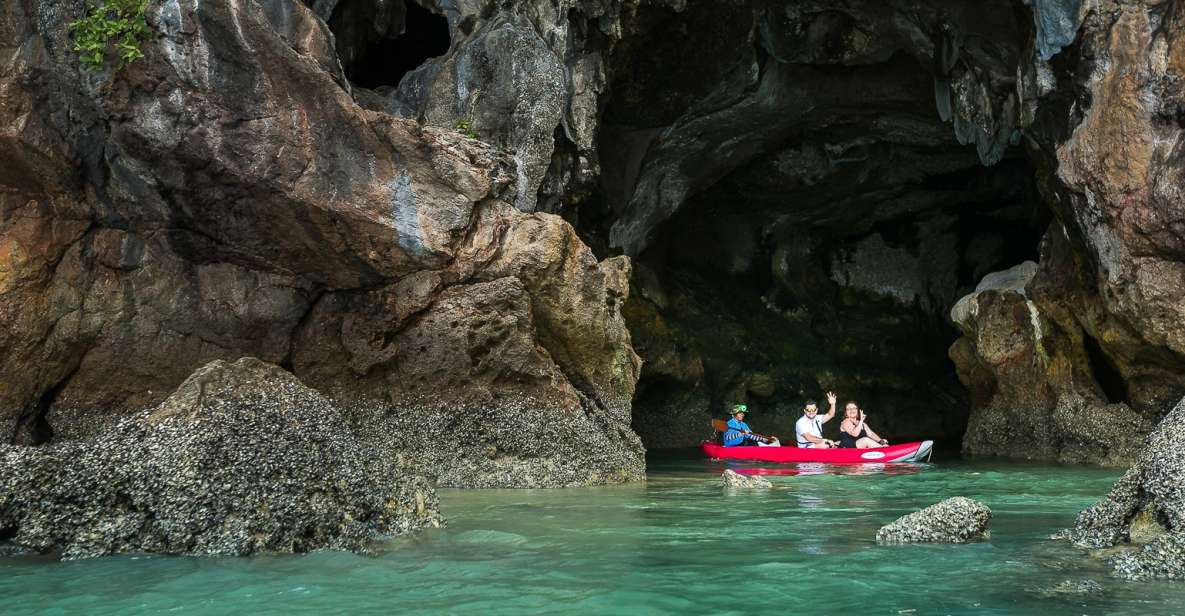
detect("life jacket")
(723, 418), (752, 447)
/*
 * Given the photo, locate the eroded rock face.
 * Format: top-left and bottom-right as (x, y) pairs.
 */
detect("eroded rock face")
(951, 0), (1185, 463)
(0, 358), (442, 559)
(321, 0), (631, 213)
(949, 262), (1152, 465)
(876, 496), (992, 544)
(0, 0), (641, 486)
(1058, 396), (1185, 580)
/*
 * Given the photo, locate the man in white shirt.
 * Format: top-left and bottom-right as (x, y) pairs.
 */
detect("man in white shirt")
(795, 391), (838, 448)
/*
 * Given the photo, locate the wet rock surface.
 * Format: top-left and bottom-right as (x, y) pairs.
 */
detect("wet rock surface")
(875, 497), (992, 544)
(721, 469), (771, 489)
(0, 358), (442, 559)
(1058, 396), (1185, 580)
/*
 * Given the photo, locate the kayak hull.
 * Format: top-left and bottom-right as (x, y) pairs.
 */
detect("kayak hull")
(702, 440), (933, 463)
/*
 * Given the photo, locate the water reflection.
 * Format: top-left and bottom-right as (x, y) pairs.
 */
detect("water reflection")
(712, 462), (928, 477)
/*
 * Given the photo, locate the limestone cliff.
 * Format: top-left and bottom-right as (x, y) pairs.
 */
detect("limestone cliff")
(950, 0), (1185, 464)
(0, 0), (641, 486)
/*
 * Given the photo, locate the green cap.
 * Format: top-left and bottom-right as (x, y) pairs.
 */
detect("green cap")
(731, 404), (747, 415)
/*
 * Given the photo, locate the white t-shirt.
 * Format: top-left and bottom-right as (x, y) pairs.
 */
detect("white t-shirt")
(795, 415), (823, 448)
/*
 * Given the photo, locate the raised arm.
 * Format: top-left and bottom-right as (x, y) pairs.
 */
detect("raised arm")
(820, 391), (838, 423)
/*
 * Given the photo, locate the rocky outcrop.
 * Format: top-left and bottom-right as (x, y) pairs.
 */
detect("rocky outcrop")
(317, 0), (631, 214)
(950, 262), (1152, 465)
(0, 358), (441, 559)
(721, 469), (771, 489)
(950, 0), (1185, 461)
(0, 0), (642, 485)
(1058, 396), (1185, 580)
(876, 497), (992, 544)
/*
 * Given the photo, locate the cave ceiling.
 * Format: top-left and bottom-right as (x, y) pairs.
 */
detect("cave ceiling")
(600, 0), (1036, 259)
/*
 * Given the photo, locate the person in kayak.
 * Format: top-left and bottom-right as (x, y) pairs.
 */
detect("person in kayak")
(723, 405), (779, 447)
(795, 392), (838, 448)
(838, 401), (889, 449)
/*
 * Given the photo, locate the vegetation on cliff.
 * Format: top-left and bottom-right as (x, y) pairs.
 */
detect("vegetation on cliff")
(70, 0), (149, 71)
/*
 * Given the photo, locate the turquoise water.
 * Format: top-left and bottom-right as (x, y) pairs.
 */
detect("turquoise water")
(4, 455), (1184, 615)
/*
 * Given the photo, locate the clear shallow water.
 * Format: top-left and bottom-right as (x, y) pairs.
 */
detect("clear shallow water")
(4, 455), (1184, 615)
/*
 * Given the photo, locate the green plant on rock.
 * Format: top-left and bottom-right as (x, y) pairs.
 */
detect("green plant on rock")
(454, 89), (482, 139)
(70, 0), (151, 72)
(455, 118), (478, 139)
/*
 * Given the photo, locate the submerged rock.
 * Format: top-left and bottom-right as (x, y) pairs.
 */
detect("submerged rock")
(876, 497), (992, 544)
(1038, 579), (1104, 597)
(721, 469), (771, 489)
(0, 358), (441, 560)
(1058, 396), (1185, 580)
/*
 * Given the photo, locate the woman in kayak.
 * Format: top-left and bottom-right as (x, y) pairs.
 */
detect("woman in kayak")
(838, 402), (888, 449)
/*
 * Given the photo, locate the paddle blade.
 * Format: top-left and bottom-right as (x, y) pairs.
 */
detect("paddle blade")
(711, 419), (729, 433)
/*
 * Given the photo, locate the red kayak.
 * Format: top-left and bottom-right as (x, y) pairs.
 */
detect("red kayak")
(701, 440), (934, 463)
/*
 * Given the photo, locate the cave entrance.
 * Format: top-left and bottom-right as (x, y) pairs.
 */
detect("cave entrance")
(329, 0), (451, 90)
(588, 0), (1050, 450)
(1084, 333), (1129, 405)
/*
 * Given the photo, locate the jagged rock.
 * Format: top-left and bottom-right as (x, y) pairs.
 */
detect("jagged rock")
(4, 0), (1184, 487)
(721, 469), (771, 489)
(332, 0), (629, 212)
(1058, 396), (1185, 580)
(949, 0), (1185, 465)
(876, 497), (992, 543)
(0, 0), (642, 485)
(0, 358), (442, 560)
(605, 1), (1028, 257)
(950, 261), (1153, 466)
(1034, 0), (1185, 416)
(949, 261), (1038, 330)
(1111, 535), (1185, 581)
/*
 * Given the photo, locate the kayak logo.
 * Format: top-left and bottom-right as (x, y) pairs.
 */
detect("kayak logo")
(861, 451), (886, 460)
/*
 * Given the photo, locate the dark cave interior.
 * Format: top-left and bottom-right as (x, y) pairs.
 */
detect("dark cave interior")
(582, 0), (1051, 448)
(329, 0), (450, 90)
